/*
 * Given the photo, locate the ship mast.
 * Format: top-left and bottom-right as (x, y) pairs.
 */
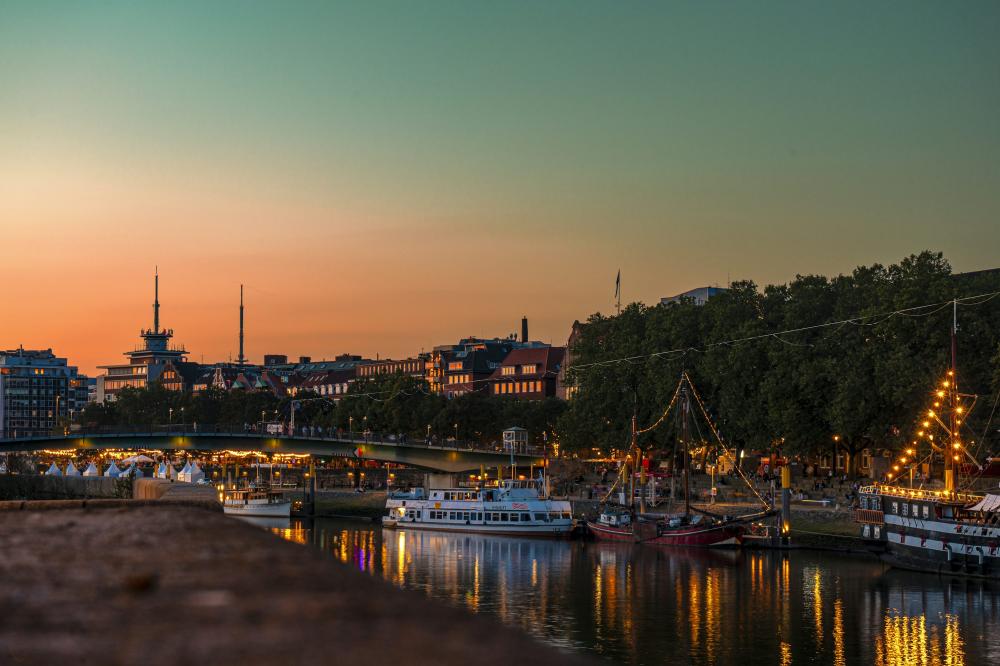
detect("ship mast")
(681, 380), (691, 516)
(945, 298), (958, 493)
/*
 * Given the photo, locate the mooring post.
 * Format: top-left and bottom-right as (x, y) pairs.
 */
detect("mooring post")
(781, 464), (791, 546)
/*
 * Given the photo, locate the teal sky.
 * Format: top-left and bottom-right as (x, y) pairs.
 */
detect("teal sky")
(1, 1), (999, 372)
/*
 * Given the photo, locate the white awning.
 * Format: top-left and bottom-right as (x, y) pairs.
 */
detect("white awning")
(969, 494), (1000, 512)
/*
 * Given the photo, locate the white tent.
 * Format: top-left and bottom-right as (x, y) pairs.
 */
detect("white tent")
(104, 461), (122, 478)
(65, 462), (80, 477)
(82, 462), (99, 477)
(45, 462), (62, 476)
(969, 494), (1000, 513)
(186, 461), (205, 484)
(122, 463), (143, 478)
(121, 454), (154, 465)
(176, 461), (192, 482)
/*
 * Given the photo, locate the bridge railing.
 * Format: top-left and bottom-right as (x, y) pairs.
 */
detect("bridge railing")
(8, 425), (546, 457)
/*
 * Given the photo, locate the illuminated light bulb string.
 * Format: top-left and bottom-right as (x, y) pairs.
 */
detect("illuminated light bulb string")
(885, 369), (981, 491)
(600, 372), (769, 509)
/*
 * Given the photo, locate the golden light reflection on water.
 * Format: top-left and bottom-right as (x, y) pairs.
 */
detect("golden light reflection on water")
(875, 613), (964, 666)
(263, 522), (989, 666)
(833, 598), (845, 666)
(811, 569), (824, 652)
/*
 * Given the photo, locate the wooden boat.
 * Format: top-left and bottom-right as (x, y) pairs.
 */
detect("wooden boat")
(634, 514), (743, 547)
(586, 509), (636, 542)
(587, 373), (768, 548)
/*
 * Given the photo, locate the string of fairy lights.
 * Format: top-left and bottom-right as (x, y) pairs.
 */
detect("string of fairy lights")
(600, 372), (769, 508)
(885, 368), (983, 490)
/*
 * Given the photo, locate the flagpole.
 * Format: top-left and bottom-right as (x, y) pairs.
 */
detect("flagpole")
(615, 270), (621, 315)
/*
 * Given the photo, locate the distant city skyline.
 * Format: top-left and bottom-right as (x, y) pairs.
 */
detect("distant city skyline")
(2, 2), (999, 374)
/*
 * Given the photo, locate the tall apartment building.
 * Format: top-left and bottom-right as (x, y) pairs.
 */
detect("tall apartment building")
(0, 348), (83, 439)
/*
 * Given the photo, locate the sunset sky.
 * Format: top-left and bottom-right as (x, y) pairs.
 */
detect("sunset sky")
(2, 1), (999, 375)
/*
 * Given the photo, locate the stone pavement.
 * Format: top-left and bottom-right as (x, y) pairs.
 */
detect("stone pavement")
(0, 503), (589, 665)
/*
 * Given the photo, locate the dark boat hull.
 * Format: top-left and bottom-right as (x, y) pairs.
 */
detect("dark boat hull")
(638, 521), (744, 547)
(586, 520), (637, 542)
(588, 518), (744, 547)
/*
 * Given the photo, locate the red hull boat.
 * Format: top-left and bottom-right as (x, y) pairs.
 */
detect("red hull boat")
(586, 519), (638, 542)
(587, 513), (745, 547)
(636, 518), (744, 547)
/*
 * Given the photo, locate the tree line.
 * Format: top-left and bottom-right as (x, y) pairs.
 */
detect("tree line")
(79, 374), (567, 447)
(557, 251), (1000, 472)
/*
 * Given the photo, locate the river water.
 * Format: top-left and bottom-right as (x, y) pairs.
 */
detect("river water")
(244, 517), (1000, 665)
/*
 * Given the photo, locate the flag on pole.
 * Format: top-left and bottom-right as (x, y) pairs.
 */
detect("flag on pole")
(615, 270), (621, 301)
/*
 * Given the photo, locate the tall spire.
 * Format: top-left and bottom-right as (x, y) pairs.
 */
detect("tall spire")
(153, 267), (160, 334)
(237, 284), (246, 366)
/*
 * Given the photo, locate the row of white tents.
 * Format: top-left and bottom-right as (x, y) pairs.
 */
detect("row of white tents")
(44, 459), (204, 483)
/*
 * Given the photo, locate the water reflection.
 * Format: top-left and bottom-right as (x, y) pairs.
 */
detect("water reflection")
(256, 518), (1000, 665)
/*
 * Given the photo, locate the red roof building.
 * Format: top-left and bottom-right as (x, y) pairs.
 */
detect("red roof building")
(488, 347), (565, 399)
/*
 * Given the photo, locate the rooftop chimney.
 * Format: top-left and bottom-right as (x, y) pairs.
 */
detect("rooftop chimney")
(521, 316), (528, 343)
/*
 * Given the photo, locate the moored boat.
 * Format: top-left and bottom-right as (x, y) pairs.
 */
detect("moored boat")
(856, 484), (1000, 578)
(586, 509), (636, 542)
(223, 486), (292, 518)
(383, 478), (574, 538)
(634, 513), (744, 547)
(855, 304), (1000, 578)
(588, 372), (766, 548)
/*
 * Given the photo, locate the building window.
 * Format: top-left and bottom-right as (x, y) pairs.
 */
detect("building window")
(520, 364), (537, 374)
(502, 366), (516, 376)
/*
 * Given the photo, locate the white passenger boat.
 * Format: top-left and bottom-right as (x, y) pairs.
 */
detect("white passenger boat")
(222, 486), (292, 518)
(383, 478), (574, 538)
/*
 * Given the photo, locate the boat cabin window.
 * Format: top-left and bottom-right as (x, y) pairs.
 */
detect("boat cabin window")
(923, 506), (930, 519)
(501, 512), (509, 522)
(535, 513), (548, 522)
(901, 504), (908, 517)
(911, 504), (919, 517)
(510, 513), (519, 522)
(891, 502), (898, 515)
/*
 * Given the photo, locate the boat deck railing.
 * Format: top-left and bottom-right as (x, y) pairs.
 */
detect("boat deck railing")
(859, 484), (982, 503)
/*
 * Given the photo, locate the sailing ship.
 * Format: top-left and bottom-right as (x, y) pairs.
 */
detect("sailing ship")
(587, 373), (769, 547)
(383, 477), (574, 538)
(856, 301), (1000, 577)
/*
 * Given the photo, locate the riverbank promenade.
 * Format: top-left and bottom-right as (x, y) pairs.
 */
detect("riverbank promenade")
(0, 500), (588, 665)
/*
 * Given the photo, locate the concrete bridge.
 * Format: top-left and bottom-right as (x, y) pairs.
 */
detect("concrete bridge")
(0, 430), (545, 473)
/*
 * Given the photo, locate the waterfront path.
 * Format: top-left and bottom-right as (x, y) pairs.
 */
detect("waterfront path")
(0, 502), (588, 665)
